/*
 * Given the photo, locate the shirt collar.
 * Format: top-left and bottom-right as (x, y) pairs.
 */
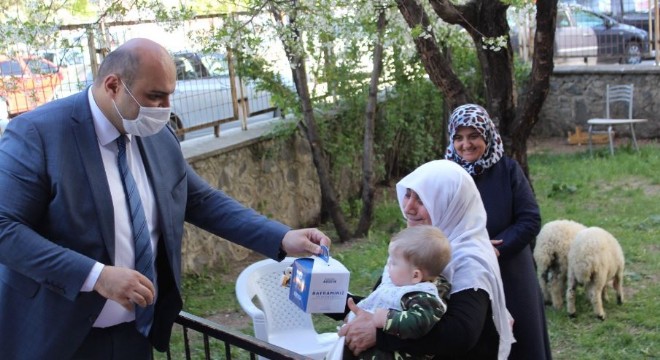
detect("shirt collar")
(88, 87), (133, 146)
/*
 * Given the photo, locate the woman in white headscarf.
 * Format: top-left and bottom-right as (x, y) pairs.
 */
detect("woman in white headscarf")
(340, 160), (514, 360)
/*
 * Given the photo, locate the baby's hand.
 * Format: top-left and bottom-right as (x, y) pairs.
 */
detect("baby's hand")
(372, 308), (388, 329)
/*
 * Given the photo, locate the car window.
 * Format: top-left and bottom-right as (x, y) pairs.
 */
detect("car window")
(0, 60), (24, 76)
(68, 51), (84, 65)
(574, 9), (605, 27)
(26, 58), (58, 75)
(185, 54), (209, 78)
(173, 52), (228, 79)
(201, 54), (228, 77)
(174, 56), (199, 80)
(43, 52), (56, 63)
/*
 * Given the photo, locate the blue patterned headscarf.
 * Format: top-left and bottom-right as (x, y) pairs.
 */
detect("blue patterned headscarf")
(445, 104), (504, 175)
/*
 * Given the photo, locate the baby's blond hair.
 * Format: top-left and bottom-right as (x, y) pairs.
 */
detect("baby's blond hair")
(390, 225), (451, 281)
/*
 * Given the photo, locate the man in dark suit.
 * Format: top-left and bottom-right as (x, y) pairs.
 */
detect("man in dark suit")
(0, 38), (330, 360)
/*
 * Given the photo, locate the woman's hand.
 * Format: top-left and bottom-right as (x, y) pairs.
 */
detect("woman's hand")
(491, 239), (503, 257)
(338, 298), (378, 355)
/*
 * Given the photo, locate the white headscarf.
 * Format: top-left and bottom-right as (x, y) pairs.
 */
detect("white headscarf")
(396, 160), (514, 360)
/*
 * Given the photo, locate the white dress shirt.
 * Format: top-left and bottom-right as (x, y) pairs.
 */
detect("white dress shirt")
(81, 88), (161, 327)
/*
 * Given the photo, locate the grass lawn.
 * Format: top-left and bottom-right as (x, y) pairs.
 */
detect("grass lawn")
(165, 140), (660, 359)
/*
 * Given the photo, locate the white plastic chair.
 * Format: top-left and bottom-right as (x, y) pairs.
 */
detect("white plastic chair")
(235, 257), (339, 360)
(587, 84), (647, 155)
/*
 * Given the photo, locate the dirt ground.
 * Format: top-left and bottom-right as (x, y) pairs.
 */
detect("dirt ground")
(528, 136), (585, 154)
(206, 136), (659, 331)
(528, 136), (658, 155)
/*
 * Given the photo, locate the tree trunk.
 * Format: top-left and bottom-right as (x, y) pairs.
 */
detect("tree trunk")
(270, 4), (352, 242)
(466, 3), (515, 146)
(354, 6), (387, 238)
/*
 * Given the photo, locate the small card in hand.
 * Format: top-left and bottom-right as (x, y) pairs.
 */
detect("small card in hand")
(319, 245), (330, 263)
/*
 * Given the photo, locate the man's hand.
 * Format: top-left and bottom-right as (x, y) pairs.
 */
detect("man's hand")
(93, 266), (155, 311)
(281, 228), (331, 256)
(339, 298), (377, 355)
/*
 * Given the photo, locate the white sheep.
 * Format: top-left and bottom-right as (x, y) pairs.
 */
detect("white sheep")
(533, 219), (587, 310)
(566, 226), (625, 320)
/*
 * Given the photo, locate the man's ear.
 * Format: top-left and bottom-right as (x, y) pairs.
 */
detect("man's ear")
(104, 74), (120, 96)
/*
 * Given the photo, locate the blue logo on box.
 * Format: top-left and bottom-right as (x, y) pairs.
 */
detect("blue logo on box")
(289, 258), (314, 312)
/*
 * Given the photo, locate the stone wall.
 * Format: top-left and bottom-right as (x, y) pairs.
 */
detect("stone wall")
(535, 64), (660, 138)
(180, 120), (341, 273)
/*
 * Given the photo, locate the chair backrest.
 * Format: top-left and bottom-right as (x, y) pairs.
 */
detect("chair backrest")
(236, 258), (316, 341)
(605, 84), (633, 119)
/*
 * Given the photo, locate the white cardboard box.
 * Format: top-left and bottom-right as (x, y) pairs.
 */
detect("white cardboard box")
(288, 257), (350, 313)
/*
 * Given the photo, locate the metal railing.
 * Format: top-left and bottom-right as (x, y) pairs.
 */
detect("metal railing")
(156, 311), (312, 360)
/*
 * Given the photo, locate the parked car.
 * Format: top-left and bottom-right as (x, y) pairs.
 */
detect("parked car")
(168, 51), (275, 140)
(609, 8), (655, 35)
(557, 5), (650, 63)
(568, 0), (657, 38)
(0, 55), (64, 116)
(511, 4), (650, 64)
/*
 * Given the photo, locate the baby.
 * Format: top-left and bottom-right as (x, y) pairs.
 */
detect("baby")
(336, 225), (452, 360)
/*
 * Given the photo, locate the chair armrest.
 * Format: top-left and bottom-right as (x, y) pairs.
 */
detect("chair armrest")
(236, 292), (266, 322)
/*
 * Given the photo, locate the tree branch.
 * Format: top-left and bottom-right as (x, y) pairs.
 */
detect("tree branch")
(395, 0), (470, 108)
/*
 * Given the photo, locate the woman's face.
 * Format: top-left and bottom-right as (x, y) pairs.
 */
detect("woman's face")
(452, 126), (487, 163)
(402, 189), (432, 227)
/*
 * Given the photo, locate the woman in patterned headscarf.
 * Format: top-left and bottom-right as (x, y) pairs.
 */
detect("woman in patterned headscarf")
(446, 104), (552, 360)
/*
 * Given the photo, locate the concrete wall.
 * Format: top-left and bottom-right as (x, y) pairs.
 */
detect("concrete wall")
(536, 64), (660, 138)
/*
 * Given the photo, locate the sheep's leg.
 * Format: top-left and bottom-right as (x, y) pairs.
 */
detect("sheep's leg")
(550, 272), (564, 310)
(601, 283), (609, 304)
(539, 267), (551, 305)
(566, 270), (577, 318)
(602, 281), (610, 303)
(613, 269), (624, 305)
(590, 277), (606, 321)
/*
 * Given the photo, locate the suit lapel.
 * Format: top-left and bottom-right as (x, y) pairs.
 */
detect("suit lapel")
(136, 134), (173, 255)
(71, 91), (116, 261)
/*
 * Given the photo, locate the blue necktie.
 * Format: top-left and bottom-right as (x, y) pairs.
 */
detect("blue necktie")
(116, 135), (155, 337)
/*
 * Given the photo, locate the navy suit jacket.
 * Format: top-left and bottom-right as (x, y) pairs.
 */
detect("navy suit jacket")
(0, 91), (290, 359)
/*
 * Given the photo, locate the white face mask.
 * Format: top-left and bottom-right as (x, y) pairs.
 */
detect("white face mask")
(113, 79), (171, 137)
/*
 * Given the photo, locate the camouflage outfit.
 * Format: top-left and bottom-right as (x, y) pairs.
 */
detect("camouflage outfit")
(346, 275), (451, 360)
